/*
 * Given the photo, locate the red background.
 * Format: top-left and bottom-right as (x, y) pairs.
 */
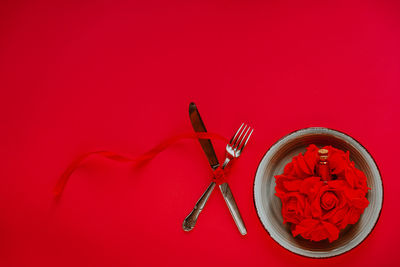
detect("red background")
(1, 1), (399, 266)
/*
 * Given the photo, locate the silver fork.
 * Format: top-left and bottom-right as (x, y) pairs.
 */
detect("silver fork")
(221, 123), (253, 169)
(182, 123), (253, 233)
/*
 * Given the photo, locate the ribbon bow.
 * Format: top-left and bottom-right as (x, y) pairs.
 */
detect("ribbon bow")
(212, 167), (227, 185)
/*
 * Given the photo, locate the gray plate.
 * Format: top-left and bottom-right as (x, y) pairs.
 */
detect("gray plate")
(253, 127), (383, 258)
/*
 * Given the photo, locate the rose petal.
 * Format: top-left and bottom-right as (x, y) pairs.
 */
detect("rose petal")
(320, 191), (338, 210)
(344, 167), (356, 188)
(275, 174), (299, 193)
(283, 180), (302, 191)
(299, 177), (322, 199)
(304, 144), (319, 174)
(328, 147), (349, 177)
(322, 221), (340, 242)
(332, 206), (350, 229)
(347, 208), (362, 224)
(293, 153), (313, 178)
(292, 219), (319, 237)
(283, 162), (295, 176)
(281, 192), (306, 224)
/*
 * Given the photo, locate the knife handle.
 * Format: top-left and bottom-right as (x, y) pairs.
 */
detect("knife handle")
(182, 181), (216, 231)
(219, 183), (247, 235)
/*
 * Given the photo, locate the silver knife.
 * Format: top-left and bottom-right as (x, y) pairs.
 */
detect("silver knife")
(182, 103), (246, 235)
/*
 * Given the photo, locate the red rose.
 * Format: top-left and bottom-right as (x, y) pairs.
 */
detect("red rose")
(292, 219), (340, 242)
(275, 145), (370, 242)
(282, 144), (319, 179)
(279, 192), (306, 224)
(328, 146), (369, 193)
(310, 180), (347, 220)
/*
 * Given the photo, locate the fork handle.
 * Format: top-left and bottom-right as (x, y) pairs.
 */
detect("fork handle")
(182, 182), (216, 231)
(219, 182), (247, 235)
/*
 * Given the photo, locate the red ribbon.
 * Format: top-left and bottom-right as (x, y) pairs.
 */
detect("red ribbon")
(54, 132), (229, 199)
(212, 167), (227, 185)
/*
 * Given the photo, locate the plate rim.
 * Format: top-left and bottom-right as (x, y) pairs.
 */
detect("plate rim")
(253, 127), (384, 259)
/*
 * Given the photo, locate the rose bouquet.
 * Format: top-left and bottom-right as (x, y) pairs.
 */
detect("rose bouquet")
(274, 144), (370, 242)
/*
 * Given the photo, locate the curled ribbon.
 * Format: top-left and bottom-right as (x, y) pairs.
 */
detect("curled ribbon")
(54, 132), (229, 199)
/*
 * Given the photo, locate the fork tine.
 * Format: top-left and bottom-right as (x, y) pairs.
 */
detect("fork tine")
(232, 124), (248, 148)
(238, 128), (253, 152)
(230, 123), (244, 145)
(235, 126), (250, 150)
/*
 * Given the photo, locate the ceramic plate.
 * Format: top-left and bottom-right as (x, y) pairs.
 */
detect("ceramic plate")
(253, 127), (383, 258)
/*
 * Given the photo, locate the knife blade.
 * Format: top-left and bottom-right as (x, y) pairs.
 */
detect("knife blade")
(188, 102), (219, 170)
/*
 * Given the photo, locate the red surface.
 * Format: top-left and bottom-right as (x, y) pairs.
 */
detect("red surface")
(1, 1), (399, 266)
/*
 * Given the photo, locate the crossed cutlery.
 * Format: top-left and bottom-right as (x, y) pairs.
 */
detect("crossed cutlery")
(182, 103), (253, 235)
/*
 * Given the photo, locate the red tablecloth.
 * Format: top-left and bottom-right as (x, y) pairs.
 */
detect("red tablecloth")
(1, 1), (398, 266)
